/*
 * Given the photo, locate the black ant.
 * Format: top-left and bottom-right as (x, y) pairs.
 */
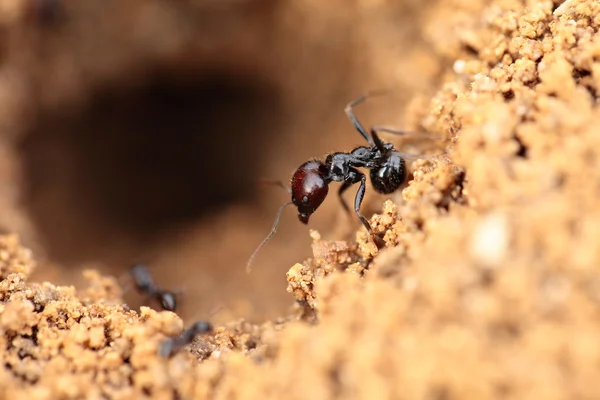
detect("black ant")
(159, 321), (213, 358)
(247, 92), (444, 272)
(129, 264), (180, 312)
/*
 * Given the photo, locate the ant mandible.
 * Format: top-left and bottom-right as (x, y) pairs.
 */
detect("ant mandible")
(246, 92), (442, 272)
(129, 264), (180, 312)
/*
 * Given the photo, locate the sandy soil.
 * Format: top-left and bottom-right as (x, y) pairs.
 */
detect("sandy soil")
(0, 0), (599, 398)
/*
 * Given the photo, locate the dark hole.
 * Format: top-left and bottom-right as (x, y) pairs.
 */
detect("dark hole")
(461, 43), (479, 56)
(490, 321), (521, 339)
(572, 68), (591, 80)
(429, 385), (451, 400)
(480, 269), (495, 287)
(514, 135), (528, 158)
(18, 69), (283, 264)
(583, 84), (598, 100)
(525, 77), (541, 89)
(502, 89), (515, 101)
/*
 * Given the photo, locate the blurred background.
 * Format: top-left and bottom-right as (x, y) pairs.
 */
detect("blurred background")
(0, 0), (448, 323)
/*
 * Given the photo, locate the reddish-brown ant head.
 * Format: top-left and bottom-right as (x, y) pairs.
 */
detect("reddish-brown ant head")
(291, 160), (329, 224)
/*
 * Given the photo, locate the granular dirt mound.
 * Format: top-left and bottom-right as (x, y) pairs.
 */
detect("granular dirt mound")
(1, 0), (600, 399)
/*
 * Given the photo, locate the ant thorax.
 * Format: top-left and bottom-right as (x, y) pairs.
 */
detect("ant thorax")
(325, 144), (391, 181)
(324, 152), (351, 181)
(349, 146), (377, 161)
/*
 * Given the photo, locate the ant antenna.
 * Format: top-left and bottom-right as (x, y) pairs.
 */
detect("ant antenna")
(246, 201), (294, 273)
(257, 179), (292, 194)
(371, 126), (445, 141)
(209, 305), (226, 317)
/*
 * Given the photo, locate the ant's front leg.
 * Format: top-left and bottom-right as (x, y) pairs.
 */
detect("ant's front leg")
(344, 91), (392, 147)
(337, 181), (353, 218)
(348, 168), (386, 249)
(345, 95), (375, 146)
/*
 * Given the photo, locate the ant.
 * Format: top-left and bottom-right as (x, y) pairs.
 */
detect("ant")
(159, 321), (213, 358)
(129, 264), (181, 312)
(247, 92), (444, 272)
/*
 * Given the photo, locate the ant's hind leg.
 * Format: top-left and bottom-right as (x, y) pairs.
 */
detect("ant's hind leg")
(352, 171), (385, 249)
(392, 151), (446, 161)
(373, 126), (449, 159)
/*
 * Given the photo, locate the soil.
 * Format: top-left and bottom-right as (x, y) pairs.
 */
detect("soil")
(0, 0), (599, 398)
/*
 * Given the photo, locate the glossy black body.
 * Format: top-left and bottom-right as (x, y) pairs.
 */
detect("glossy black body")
(290, 119), (407, 246)
(159, 321), (213, 357)
(246, 93), (434, 271)
(130, 264), (179, 312)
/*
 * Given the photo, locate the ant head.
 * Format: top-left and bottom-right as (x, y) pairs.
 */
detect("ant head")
(291, 160), (329, 224)
(130, 263), (153, 291)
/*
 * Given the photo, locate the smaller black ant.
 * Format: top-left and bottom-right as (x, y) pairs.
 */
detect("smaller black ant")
(159, 321), (213, 358)
(129, 264), (181, 312)
(247, 92), (444, 272)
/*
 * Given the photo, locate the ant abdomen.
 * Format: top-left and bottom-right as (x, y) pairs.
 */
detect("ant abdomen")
(291, 160), (329, 224)
(370, 155), (406, 194)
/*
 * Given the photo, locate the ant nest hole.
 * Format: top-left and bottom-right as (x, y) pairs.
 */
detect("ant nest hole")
(17, 69), (284, 265)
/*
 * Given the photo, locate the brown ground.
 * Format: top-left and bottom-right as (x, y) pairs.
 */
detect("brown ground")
(0, 0), (599, 398)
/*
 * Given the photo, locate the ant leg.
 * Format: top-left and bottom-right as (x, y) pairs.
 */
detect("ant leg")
(392, 151), (445, 161)
(371, 131), (387, 152)
(373, 127), (447, 160)
(372, 126), (445, 141)
(345, 91), (392, 146)
(350, 169), (385, 248)
(345, 95), (374, 146)
(338, 181), (353, 217)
